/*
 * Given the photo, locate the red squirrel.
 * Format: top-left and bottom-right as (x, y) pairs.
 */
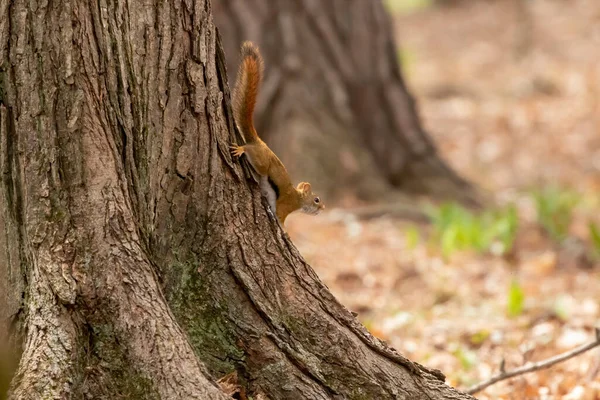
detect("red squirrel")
(230, 41), (325, 225)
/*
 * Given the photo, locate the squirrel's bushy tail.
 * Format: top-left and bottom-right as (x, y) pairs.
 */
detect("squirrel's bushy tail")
(232, 41), (264, 142)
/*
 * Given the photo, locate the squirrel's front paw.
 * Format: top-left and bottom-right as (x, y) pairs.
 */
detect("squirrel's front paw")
(230, 144), (245, 158)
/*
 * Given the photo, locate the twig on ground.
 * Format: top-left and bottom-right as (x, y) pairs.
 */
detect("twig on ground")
(466, 327), (600, 395)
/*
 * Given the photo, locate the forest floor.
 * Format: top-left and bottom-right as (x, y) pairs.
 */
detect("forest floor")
(287, 0), (600, 398)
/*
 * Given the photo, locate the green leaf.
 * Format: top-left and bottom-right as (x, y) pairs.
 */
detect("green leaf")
(384, 0), (433, 15)
(470, 330), (491, 346)
(590, 222), (600, 251)
(405, 226), (420, 250)
(441, 224), (459, 260)
(507, 279), (525, 317)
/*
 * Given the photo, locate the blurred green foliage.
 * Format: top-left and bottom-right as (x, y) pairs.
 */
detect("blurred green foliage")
(469, 329), (490, 346)
(506, 279), (525, 318)
(397, 47), (416, 76)
(405, 226), (420, 249)
(589, 222), (600, 260)
(533, 186), (580, 241)
(384, 0), (433, 15)
(452, 346), (477, 371)
(427, 203), (518, 259)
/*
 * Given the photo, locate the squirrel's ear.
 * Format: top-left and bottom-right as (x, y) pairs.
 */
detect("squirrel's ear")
(297, 182), (312, 193)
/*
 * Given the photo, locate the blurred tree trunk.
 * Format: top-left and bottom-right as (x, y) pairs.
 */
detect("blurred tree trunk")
(0, 0), (476, 399)
(214, 0), (478, 205)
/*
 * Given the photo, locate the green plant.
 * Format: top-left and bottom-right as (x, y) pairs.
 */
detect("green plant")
(452, 346), (477, 371)
(397, 47), (417, 77)
(533, 186), (580, 241)
(427, 203), (518, 259)
(469, 330), (491, 346)
(384, 0), (433, 15)
(590, 222), (600, 260)
(507, 279), (525, 318)
(405, 226), (420, 249)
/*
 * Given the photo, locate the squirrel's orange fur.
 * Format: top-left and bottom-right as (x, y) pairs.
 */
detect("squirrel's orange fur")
(230, 41), (324, 224)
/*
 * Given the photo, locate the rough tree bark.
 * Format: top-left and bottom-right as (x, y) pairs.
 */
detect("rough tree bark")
(0, 0), (475, 399)
(214, 0), (479, 205)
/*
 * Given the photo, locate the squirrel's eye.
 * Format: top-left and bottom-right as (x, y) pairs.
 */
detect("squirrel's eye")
(314, 197), (320, 203)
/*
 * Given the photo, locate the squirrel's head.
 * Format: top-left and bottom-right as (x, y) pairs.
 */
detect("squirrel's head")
(296, 182), (325, 215)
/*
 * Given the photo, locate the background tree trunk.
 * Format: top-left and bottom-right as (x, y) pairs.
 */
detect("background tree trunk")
(214, 0), (479, 205)
(0, 0), (475, 399)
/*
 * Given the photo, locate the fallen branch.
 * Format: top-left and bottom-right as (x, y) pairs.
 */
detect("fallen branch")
(466, 327), (600, 395)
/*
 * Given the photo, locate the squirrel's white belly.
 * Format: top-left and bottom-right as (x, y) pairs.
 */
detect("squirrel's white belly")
(259, 176), (278, 214)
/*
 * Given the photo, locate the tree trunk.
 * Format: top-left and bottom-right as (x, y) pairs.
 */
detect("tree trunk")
(0, 0), (474, 399)
(214, 0), (478, 205)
